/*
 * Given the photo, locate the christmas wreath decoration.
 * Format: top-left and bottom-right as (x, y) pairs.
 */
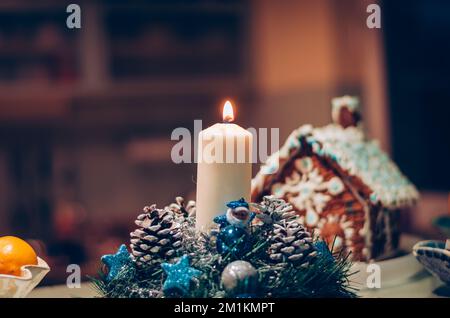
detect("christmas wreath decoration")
(92, 196), (357, 298)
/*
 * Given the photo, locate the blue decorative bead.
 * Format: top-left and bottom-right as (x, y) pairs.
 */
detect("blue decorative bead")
(216, 225), (250, 258)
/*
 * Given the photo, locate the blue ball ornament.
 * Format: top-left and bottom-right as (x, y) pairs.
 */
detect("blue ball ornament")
(216, 225), (250, 257)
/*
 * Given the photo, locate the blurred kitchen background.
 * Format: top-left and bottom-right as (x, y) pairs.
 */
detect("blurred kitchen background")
(0, 0), (449, 284)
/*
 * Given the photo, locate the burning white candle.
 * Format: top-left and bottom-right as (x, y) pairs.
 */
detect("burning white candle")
(196, 101), (253, 231)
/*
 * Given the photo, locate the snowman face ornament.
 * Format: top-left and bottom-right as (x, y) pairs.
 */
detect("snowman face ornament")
(226, 206), (251, 227)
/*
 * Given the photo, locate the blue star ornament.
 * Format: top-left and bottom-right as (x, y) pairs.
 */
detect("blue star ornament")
(101, 244), (131, 281)
(161, 255), (202, 296)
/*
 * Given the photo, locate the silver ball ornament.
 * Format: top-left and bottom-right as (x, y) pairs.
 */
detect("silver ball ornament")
(221, 261), (258, 293)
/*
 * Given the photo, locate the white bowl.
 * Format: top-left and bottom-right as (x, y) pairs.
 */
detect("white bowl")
(413, 240), (450, 285)
(0, 257), (50, 298)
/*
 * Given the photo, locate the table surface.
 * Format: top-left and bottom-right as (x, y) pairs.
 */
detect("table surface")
(28, 272), (448, 298)
(29, 234), (450, 298)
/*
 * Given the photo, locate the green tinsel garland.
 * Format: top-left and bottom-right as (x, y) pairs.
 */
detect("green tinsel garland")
(92, 207), (358, 298)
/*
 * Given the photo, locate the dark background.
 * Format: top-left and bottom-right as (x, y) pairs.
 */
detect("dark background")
(384, 0), (450, 191)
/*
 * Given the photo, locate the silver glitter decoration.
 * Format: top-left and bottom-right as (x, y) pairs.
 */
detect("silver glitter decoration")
(221, 260), (258, 293)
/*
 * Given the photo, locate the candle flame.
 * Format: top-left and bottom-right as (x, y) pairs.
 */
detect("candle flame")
(223, 100), (234, 123)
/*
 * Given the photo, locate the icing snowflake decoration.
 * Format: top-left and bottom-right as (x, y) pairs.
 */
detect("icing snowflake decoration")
(271, 157), (345, 226)
(315, 215), (354, 251)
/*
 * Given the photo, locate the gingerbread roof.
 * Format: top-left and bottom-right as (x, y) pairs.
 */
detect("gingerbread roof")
(253, 123), (419, 209)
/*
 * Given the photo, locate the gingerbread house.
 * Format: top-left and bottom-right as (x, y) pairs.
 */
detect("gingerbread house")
(251, 96), (419, 261)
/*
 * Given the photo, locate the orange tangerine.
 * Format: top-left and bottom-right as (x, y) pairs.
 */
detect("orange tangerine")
(0, 236), (38, 277)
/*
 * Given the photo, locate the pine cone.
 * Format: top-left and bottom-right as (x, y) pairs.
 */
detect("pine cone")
(268, 219), (317, 266)
(165, 196), (196, 218)
(255, 195), (296, 225)
(130, 204), (183, 266)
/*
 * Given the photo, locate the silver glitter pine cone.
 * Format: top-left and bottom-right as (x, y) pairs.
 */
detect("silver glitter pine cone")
(268, 219), (317, 266)
(130, 204), (183, 266)
(255, 195), (297, 225)
(165, 196), (196, 218)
